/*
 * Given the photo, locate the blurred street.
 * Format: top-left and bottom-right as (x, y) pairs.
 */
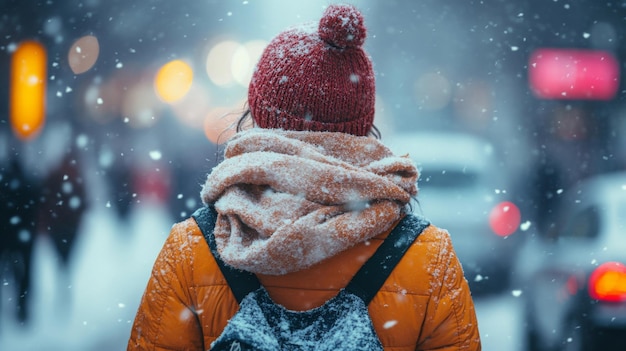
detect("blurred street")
(0, 203), (169, 350)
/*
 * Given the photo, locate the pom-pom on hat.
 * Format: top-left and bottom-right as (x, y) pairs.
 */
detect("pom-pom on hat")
(248, 4), (375, 136)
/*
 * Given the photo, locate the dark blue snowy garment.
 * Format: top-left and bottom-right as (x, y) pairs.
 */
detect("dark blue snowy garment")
(192, 206), (429, 351)
(211, 287), (383, 351)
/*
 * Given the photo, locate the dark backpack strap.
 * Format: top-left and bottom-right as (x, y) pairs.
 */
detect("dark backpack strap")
(345, 214), (430, 305)
(192, 205), (261, 303)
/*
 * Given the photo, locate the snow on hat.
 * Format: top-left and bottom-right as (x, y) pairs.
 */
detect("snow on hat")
(248, 4), (375, 136)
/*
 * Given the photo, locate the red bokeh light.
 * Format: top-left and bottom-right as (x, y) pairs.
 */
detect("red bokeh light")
(528, 48), (619, 101)
(588, 262), (626, 302)
(489, 201), (521, 237)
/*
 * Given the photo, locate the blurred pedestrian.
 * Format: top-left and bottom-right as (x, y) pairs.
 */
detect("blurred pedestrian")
(39, 148), (88, 272)
(128, 4), (481, 350)
(99, 119), (136, 223)
(0, 157), (40, 324)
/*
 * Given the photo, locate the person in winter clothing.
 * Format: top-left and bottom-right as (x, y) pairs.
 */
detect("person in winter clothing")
(128, 4), (481, 351)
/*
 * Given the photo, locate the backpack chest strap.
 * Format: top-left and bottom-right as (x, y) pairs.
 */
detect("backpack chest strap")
(345, 214), (430, 304)
(192, 206), (261, 303)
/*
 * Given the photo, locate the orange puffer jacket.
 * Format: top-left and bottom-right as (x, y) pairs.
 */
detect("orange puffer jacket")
(128, 216), (481, 351)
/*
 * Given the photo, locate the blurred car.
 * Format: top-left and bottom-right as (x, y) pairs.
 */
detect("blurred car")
(512, 171), (626, 351)
(386, 131), (523, 294)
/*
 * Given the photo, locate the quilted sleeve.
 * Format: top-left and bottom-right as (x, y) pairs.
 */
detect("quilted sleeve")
(127, 221), (204, 350)
(418, 228), (482, 351)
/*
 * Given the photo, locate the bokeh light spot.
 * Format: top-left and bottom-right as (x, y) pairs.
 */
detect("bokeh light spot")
(68, 35), (100, 74)
(154, 60), (194, 103)
(10, 40), (47, 140)
(203, 104), (247, 144)
(489, 201), (521, 237)
(589, 262), (626, 302)
(206, 40), (239, 86)
(414, 71), (452, 110)
(170, 83), (211, 128)
(232, 40), (266, 86)
(529, 48), (619, 100)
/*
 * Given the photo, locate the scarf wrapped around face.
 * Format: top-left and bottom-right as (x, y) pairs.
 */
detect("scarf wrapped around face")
(201, 128), (418, 275)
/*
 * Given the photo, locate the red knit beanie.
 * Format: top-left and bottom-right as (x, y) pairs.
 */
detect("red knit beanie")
(248, 4), (375, 136)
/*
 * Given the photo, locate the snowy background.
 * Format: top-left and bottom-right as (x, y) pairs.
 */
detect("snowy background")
(2, 0), (625, 350)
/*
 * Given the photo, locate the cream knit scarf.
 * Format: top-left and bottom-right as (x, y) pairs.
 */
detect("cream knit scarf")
(201, 128), (418, 275)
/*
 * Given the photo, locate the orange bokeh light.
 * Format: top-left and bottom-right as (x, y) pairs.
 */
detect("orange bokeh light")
(203, 106), (246, 144)
(589, 262), (626, 302)
(10, 40), (47, 140)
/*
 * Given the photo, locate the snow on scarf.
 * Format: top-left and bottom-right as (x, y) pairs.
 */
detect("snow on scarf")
(201, 128), (418, 275)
